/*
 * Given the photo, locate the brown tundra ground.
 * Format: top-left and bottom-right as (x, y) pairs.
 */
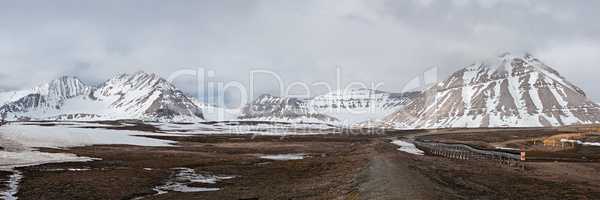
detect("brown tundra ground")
(5, 127), (600, 200)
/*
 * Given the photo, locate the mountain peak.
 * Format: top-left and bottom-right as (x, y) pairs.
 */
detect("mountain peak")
(55, 75), (81, 81)
(46, 75), (91, 99)
(102, 71), (173, 93)
(131, 70), (160, 78)
(387, 53), (600, 128)
(461, 52), (564, 81)
(496, 52), (534, 60)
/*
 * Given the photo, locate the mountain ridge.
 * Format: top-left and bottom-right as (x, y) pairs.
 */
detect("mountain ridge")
(2, 53), (599, 128)
(0, 71), (203, 121)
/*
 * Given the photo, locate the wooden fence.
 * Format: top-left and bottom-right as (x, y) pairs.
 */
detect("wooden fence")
(413, 141), (521, 161)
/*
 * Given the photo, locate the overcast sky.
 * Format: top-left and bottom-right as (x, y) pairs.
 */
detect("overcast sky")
(1, 0), (600, 103)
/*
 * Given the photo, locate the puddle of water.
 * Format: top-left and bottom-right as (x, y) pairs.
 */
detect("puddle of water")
(391, 140), (424, 156)
(259, 153), (306, 161)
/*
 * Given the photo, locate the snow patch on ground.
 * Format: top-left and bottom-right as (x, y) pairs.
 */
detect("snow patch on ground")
(259, 153), (306, 161)
(391, 140), (424, 155)
(153, 168), (235, 194)
(38, 167), (91, 172)
(495, 147), (520, 151)
(560, 139), (600, 147)
(0, 170), (22, 200)
(0, 151), (96, 170)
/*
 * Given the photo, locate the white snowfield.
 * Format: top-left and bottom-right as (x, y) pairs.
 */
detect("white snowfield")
(0, 123), (174, 149)
(151, 122), (337, 136)
(0, 123), (175, 170)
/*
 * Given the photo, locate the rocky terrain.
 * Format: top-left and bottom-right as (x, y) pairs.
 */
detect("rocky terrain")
(239, 94), (336, 123)
(239, 90), (419, 125)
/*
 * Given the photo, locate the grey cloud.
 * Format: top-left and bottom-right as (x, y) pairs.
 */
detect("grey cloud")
(1, 0), (599, 102)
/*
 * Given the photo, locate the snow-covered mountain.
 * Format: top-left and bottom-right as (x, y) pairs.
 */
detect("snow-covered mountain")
(384, 53), (600, 128)
(92, 72), (203, 121)
(239, 94), (336, 123)
(0, 76), (93, 120)
(308, 89), (419, 125)
(239, 90), (418, 125)
(0, 72), (204, 121)
(3, 54), (599, 128)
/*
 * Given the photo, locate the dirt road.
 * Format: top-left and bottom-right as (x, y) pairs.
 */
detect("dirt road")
(357, 141), (442, 200)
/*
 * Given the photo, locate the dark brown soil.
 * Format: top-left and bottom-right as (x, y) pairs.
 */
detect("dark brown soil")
(11, 132), (600, 200)
(16, 135), (372, 200)
(409, 151), (600, 199)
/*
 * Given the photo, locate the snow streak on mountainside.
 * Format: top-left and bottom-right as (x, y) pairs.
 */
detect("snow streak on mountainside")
(93, 72), (203, 121)
(308, 89), (419, 125)
(239, 94), (336, 123)
(385, 53), (600, 128)
(0, 72), (203, 121)
(239, 90), (418, 125)
(0, 76), (92, 120)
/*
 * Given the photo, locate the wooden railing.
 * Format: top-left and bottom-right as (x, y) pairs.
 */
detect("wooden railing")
(413, 140), (521, 161)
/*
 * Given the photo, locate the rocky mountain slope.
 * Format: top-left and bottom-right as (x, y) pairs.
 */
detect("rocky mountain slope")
(384, 53), (600, 128)
(239, 94), (336, 123)
(308, 89), (419, 125)
(0, 76), (93, 119)
(0, 72), (203, 121)
(239, 89), (418, 125)
(92, 72), (203, 121)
